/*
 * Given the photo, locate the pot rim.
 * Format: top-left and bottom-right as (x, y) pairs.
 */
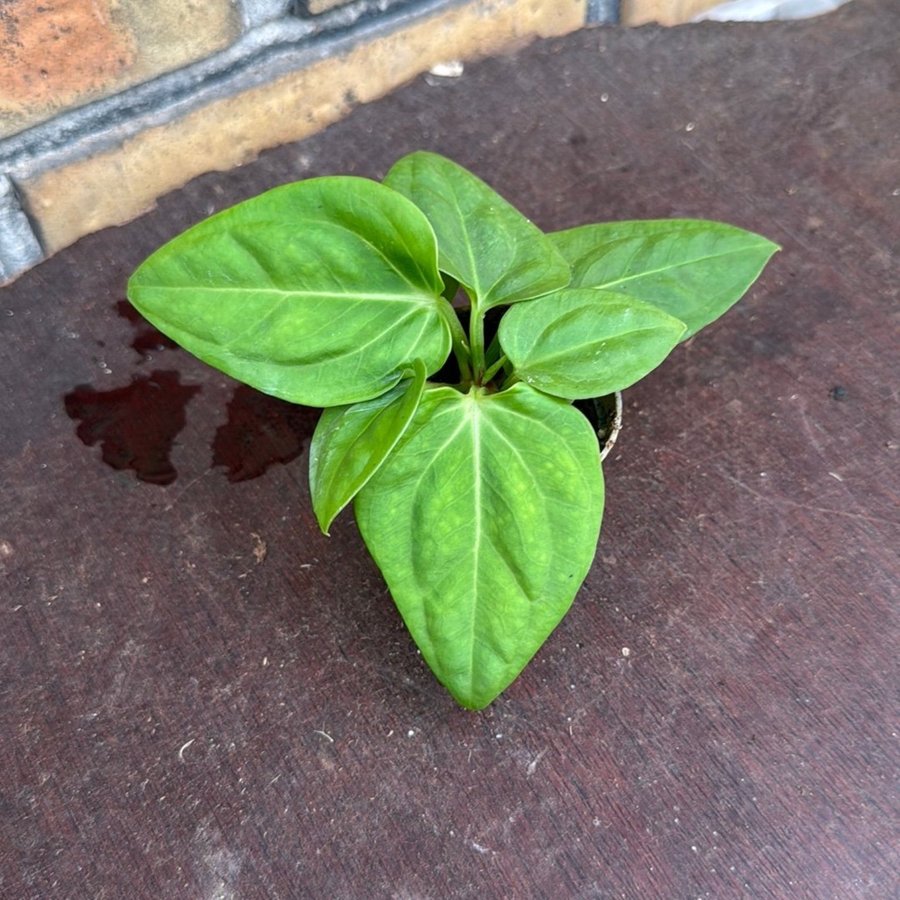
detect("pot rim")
(597, 391), (623, 462)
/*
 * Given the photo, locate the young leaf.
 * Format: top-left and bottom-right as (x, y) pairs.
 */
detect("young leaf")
(128, 177), (451, 408)
(309, 359), (427, 534)
(354, 383), (604, 709)
(551, 220), (780, 339)
(384, 151), (570, 311)
(499, 288), (686, 400)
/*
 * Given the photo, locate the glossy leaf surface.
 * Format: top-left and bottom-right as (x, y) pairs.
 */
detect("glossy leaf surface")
(309, 359), (426, 534)
(385, 151), (570, 311)
(551, 219), (779, 338)
(128, 177), (451, 407)
(500, 288), (686, 399)
(355, 383), (604, 709)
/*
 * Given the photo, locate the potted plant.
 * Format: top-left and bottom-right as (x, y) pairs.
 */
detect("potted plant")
(128, 151), (778, 709)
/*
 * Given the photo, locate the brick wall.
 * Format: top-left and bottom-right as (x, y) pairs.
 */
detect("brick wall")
(1, 0), (610, 283)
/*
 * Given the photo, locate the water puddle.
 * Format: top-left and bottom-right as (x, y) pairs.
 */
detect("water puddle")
(212, 385), (320, 483)
(64, 371), (200, 485)
(64, 302), (320, 485)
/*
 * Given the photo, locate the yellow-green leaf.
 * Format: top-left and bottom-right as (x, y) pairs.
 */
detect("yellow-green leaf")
(385, 152), (570, 311)
(500, 288), (686, 399)
(310, 359), (426, 534)
(552, 219), (779, 339)
(355, 383), (604, 709)
(128, 177), (451, 407)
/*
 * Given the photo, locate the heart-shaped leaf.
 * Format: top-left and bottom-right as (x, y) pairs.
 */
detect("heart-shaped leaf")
(309, 358), (427, 534)
(354, 383), (604, 709)
(128, 177), (451, 407)
(385, 151), (570, 311)
(551, 219), (779, 339)
(499, 288), (686, 399)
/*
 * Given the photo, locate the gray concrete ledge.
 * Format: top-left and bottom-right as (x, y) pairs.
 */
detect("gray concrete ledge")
(0, 176), (43, 283)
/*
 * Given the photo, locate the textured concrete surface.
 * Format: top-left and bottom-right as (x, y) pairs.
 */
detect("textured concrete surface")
(0, 0), (240, 139)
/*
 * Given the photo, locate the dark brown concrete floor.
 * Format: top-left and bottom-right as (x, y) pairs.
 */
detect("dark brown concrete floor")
(1, 1), (898, 896)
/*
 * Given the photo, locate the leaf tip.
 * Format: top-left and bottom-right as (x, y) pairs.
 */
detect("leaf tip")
(313, 505), (335, 537)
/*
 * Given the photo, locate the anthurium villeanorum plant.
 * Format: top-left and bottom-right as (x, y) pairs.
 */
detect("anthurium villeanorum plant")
(128, 151), (778, 708)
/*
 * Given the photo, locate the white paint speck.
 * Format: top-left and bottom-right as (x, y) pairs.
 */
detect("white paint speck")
(621, 647), (631, 657)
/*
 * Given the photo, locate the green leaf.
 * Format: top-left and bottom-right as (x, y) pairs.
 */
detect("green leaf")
(128, 177), (451, 407)
(384, 151), (570, 311)
(355, 383), (604, 709)
(499, 288), (686, 400)
(551, 219), (780, 339)
(309, 359), (427, 534)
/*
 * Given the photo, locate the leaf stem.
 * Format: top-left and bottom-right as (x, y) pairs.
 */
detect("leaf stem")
(482, 354), (508, 385)
(470, 306), (486, 382)
(454, 343), (473, 385)
(439, 300), (472, 383)
(484, 331), (502, 369)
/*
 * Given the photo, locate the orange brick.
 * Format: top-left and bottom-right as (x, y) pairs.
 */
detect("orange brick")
(0, 0), (135, 126)
(0, 0), (240, 138)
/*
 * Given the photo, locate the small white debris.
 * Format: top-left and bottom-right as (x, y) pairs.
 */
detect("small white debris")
(621, 647), (631, 657)
(600, 92), (609, 102)
(178, 738), (195, 760)
(828, 471), (844, 482)
(685, 121), (696, 132)
(526, 749), (547, 776)
(428, 60), (464, 78)
(407, 729), (415, 738)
